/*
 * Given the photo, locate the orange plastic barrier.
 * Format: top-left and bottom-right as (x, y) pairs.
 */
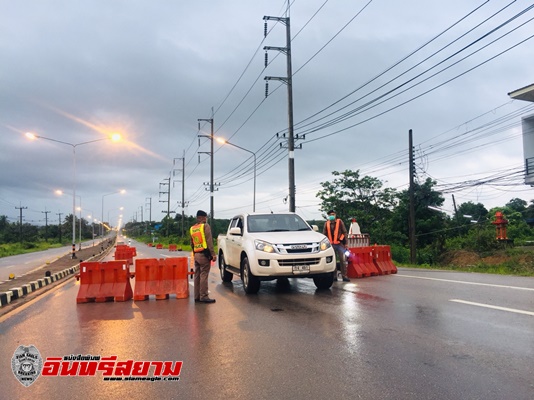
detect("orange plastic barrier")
(133, 257), (192, 300)
(76, 261), (133, 303)
(148, 243), (153, 247)
(169, 244), (177, 251)
(156, 244), (163, 249)
(347, 247), (379, 278)
(113, 246), (136, 266)
(372, 245), (398, 274)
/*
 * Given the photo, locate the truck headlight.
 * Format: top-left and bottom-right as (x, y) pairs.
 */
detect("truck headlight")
(255, 239), (275, 253)
(320, 238), (332, 251)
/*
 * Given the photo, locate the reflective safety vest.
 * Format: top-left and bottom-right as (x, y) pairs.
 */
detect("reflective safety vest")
(190, 223), (208, 253)
(325, 219), (345, 245)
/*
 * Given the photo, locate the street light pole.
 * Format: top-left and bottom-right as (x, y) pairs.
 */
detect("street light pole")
(77, 196), (82, 250)
(216, 137), (256, 212)
(26, 132), (119, 259)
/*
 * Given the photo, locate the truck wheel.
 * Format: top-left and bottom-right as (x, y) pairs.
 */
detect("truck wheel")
(241, 257), (260, 294)
(313, 274), (334, 290)
(219, 252), (233, 282)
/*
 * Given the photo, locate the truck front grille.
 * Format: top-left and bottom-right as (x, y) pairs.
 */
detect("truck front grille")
(278, 258), (320, 267)
(274, 242), (320, 254)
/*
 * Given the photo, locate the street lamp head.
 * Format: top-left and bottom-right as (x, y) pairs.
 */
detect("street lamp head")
(215, 137), (227, 144)
(55, 189), (63, 196)
(25, 132), (38, 140)
(119, 189), (126, 194)
(111, 133), (121, 142)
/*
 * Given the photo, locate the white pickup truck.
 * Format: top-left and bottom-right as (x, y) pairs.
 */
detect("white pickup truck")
(217, 212), (336, 294)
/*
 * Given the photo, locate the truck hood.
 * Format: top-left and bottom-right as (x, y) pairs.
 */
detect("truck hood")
(249, 230), (327, 244)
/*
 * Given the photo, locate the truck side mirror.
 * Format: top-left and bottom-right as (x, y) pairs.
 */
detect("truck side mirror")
(229, 227), (242, 236)
(311, 225), (319, 232)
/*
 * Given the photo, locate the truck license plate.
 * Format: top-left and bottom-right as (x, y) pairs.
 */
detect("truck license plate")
(292, 265), (310, 274)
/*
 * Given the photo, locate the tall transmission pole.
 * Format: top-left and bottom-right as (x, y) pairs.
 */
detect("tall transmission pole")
(198, 117), (216, 228)
(15, 206), (27, 242)
(42, 209), (50, 242)
(264, 12), (297, 212)
(145, 197), (152, 234)
(408, 129), (416, 264)
(174, 152), (187, 237)
(57, 212), (63, 243)
(159, 177), (174, 236)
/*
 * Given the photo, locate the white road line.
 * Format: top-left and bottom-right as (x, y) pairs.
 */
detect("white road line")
(449, 299), (534, 316)
(5, 265), (15, 269)
(396, 274), (534, 291)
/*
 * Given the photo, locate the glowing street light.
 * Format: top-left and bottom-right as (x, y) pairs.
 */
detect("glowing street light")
(101, 190), (126, 237)
(216, 137), (256, 212)
(26, 132), (121, 258)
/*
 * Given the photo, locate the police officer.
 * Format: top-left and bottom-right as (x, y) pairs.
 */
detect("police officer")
(323, 210), (350, 282)
(190, 210), (217, 303)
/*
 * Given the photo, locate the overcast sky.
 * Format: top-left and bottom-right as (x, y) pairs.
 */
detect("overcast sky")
(2, 0), (534, 229)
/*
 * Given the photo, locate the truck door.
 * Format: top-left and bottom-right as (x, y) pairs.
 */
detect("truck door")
(226, 216), (244, 268)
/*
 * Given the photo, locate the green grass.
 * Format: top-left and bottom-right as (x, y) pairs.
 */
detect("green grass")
(0, 242), (64, 258)
(395, 260), (534, 276)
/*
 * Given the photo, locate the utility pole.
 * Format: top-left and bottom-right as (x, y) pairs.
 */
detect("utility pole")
(452, 194), (461, 228)
(139, 205), (143, 223)
(198, 117), (217, 228)
(408, 129), (416, 264)
(145, 197), (152, 234)
(174, 152), (186, 237)
(42, 210), (50, 242)
(264, 12), (298, 212)
(15, 206), (27, 242)
(159, 177), (174, 236)
(57, 212), (63, 244)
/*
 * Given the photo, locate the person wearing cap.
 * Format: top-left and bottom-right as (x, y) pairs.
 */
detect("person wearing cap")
(323, 210), (350, 282)
(190, 210), (217, 303)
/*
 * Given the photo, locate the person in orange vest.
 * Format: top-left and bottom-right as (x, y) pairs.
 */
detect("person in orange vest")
(190, 210), (217, 303)
(323, 210), (350, 282)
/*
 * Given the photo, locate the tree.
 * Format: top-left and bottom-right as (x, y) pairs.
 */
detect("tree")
(317, 170), (398, 244)
(454, 201), (489, 236)
(505, 198), (527, 213)
(391, 178), (448, 261)
(457, 201), (488, 221)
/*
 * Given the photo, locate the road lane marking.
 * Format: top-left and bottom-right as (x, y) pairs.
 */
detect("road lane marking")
(6, 265), (15, 269)
(396, 274), (534, 291)
(449, 299), (534, 316)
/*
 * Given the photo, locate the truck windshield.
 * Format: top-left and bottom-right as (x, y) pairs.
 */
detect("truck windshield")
(247, 214), (311, 233)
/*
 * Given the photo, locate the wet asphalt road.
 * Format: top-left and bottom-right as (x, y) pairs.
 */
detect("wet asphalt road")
(1, 239), (533, 399)
(0, 240), (105, 281)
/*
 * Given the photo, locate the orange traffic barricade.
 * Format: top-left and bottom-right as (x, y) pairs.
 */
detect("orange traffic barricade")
(347, 247), (380, 278)
(169, 244), (177, 251)
(372, 245), (398, 274)
(133, 257), (192, 300)
(156, 244), (163, 249)
(76, 261), (133, 303)
(114, 246), (136, 266)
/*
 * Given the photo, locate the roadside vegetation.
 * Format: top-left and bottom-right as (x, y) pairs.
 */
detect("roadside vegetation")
(3, 170), (534, 276)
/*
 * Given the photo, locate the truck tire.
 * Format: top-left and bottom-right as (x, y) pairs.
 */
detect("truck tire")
(313, 273), (334, 290)
(219, 252), (233, 282)
(241, 256), (260, 294)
